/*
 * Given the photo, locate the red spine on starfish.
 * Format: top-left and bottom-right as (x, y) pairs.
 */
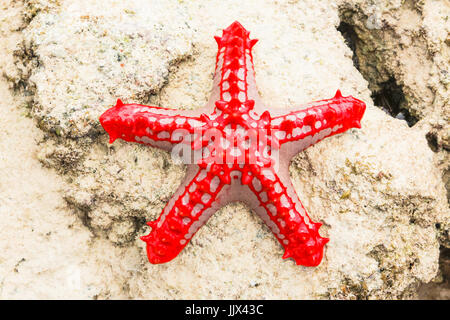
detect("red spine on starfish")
(99, 21), (366, 266)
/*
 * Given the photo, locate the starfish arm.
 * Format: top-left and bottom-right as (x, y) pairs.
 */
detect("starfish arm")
(140, 164), (229, 264)
(99, 100), (206, 150)
(213, 21), (259, 105)
(247, 165), (328, 266)
(270, 90), (366, 147)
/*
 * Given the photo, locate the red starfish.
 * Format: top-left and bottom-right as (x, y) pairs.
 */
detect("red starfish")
(99, 21), (366, 266)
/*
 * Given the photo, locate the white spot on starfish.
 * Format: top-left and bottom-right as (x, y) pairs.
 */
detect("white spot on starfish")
(210, 176), (220, 192)
(303, 125), (312, 134)
(274, 182), (282, 193)
(293, 127), (302, 137)
(223, 92), (231, 101)
(262, 169), (275, 181)
(260, 192), (268, 202)
(196, 170), (207, 181)
(272, 118), (283, 126)
(193, 204), (203, 216)
(160, 118), (173, 125)
(275, 131), (286, 140)
(252, 178), (262, 192)
(267, 204), (277, 216)
(182, 193), (190, 205)
(237, 68), (245, 79)
(157, 131), (170, 139)
(188, 119), (203, 128)
(280, 194), (289, 207)
(201, 194), (211, 204)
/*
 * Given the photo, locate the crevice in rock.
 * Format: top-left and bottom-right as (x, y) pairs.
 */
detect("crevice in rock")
(337, 19), (418, 127)
(372, 78), (418, 127)
(445, 170), (450, 205)
(417, 246), (450, 299)
(337, 3), (448, 206)
(337, 21), (360, 70)
(426, 132), (439, 153)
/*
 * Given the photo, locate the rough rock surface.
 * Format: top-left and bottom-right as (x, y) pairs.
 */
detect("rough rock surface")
(338, 0), (449, 219)
(0, 1), (139, 299)
(1, 0), (449, 299)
